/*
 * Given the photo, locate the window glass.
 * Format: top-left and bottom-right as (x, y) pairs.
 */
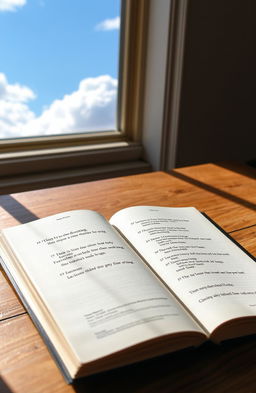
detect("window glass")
(0, 0), (120, 138)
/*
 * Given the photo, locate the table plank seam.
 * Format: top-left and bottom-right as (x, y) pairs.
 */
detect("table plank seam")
(0, 311), (27, 324)
(228, 224), (256, 234)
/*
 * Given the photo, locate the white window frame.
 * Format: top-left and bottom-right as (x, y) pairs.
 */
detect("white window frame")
(0, 0), (188, 193)
(142, 0), (188, 171)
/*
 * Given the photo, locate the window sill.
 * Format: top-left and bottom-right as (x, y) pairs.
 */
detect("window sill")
(0, 141), (151, 193)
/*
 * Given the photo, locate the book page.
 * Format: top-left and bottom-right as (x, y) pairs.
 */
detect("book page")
(1, 209), (203, 364)
(110, 206), (256, 334)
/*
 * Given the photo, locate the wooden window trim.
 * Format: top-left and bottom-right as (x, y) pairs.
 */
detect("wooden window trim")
(118, 0), (149, 142)
(0, 0), (151, 192)
(0, 0), (149, 153)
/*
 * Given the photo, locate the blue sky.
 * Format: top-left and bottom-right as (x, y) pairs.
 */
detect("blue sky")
(0, 0), (120, 137)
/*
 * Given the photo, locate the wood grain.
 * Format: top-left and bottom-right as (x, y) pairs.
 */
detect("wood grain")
(230, 226), (256, 257)
(0, 315), (73, 393)
(0, 267), (24, 321)
(0, 163), (255, 392)
(0, 164), (255, 231)
(173, 163), (256, 231)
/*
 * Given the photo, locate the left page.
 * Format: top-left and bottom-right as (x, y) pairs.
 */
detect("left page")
(0, 209), (204, 376)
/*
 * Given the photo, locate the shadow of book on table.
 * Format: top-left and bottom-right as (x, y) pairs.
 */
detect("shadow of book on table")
(72, 335), (256, 393)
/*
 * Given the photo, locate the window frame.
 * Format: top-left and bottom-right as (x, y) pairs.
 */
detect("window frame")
(0, 0), (186, 193)
(0, 0), (151, 192)
(0, 0), (148, 154)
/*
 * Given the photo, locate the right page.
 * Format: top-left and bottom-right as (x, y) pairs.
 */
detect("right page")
(110, 206), (256, 338)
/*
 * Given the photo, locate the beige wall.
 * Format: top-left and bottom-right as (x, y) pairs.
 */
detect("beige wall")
(176, 0), (256, 167)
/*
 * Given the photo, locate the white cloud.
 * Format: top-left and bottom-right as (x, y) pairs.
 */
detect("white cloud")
(0, 73), (36, 138)
(0, 0), (26, 12)
(0, 74), (118, 138)
(95, 16), (120, 31)
(0, 73), (36, 102)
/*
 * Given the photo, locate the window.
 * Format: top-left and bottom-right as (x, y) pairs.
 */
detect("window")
(0, 0), (181, 192)
(0, 0), (152, 193)
(0, 0), (120, 139)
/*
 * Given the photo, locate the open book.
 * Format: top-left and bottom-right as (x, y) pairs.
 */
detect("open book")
(1, 206), (256, 382)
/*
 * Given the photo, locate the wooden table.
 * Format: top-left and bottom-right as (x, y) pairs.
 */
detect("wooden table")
(0, 162), (256, 393)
